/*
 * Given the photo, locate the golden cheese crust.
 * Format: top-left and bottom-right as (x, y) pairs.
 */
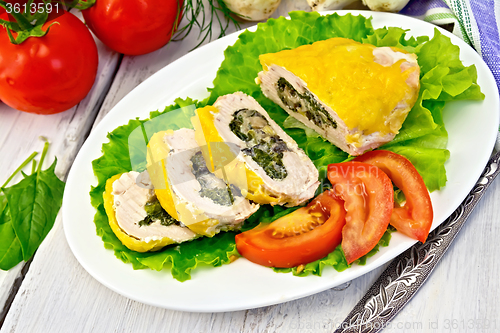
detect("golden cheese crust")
(258, 37), (420, 155)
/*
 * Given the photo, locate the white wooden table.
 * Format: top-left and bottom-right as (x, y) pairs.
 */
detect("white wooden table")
(1, 2), (499, 332)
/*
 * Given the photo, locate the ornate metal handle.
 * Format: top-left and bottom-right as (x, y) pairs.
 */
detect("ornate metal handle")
(334, 149), (500, 333)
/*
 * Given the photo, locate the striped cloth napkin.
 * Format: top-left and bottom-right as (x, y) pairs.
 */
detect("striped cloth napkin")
(401, 0), (500, 92)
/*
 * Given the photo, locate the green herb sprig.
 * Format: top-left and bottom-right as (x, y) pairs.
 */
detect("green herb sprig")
(0, 140), (65, 271)
(173, 0), (241, 49)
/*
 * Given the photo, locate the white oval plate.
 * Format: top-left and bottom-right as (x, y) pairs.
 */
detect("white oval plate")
(63, 10), (499, 312)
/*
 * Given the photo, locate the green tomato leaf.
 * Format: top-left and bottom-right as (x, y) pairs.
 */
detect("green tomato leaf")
(3, 159), (65, 261)
(0, 0), (56, 45)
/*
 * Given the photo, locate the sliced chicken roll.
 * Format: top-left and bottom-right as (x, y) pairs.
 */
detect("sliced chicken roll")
(146, 128), (259, 237)
(194, 92), (319, 207)
(258, 37), (420, 156)
(103, 170), (197, 252)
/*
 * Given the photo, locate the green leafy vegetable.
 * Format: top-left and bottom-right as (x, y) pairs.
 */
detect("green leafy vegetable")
(90, 12), (484, 281)
(0, 142), (65, 270)
(0, 196), (24, 271)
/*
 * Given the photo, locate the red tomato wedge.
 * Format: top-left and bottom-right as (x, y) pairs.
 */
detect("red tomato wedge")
(327, 162), (393, 264)
(354, 150), (433, 243)
(235, 190), (346, 268)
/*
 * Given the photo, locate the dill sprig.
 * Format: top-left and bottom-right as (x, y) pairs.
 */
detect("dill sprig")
(174, 0), (241, 49)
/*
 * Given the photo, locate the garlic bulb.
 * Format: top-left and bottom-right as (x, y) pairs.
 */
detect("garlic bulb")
(223, 0), (282, 21)
(362, 0), (410, 12)
(307, 0), (358, 11)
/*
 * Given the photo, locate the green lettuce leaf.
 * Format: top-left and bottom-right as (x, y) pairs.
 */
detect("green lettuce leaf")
(283, 116), (321, 139)
(91, 12), (484, 281)
(273, 229), (393, 277)
(416, 30), (484, 102)
(363, 26), (429, 52)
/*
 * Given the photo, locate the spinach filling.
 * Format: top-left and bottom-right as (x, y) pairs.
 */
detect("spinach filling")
(229, 108), (288, 180)
(191, 151), (240, 206)
(276, 77), (337, 129)
(139, 198), (177, 227)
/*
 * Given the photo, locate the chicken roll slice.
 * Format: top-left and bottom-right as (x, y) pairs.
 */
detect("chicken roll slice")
(258, 37), (420, 156)
(147, 128), (259, 237)
(103, 170), (197, 252)
(194, 92), (319, 207)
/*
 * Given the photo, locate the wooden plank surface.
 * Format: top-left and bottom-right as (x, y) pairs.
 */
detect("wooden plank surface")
(1, 1), (500, 332)
(0, 11), (121, 324)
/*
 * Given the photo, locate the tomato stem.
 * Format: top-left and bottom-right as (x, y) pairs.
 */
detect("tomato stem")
(0, 0), (58, 44)
(0, 2), (32, 29)
(61, 0), (96, 11)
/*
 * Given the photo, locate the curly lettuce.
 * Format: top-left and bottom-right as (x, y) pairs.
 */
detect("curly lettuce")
(90, 12), (484, 281)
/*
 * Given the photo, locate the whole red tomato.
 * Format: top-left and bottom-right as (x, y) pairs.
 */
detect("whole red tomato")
(82, 0), (183, 56)
(0, 10), (98, 114)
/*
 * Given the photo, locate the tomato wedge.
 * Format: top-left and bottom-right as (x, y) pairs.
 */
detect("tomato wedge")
(354, 150), (433, 243)
(327, 162), (393, 264)
(235, 190), (346, 268)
